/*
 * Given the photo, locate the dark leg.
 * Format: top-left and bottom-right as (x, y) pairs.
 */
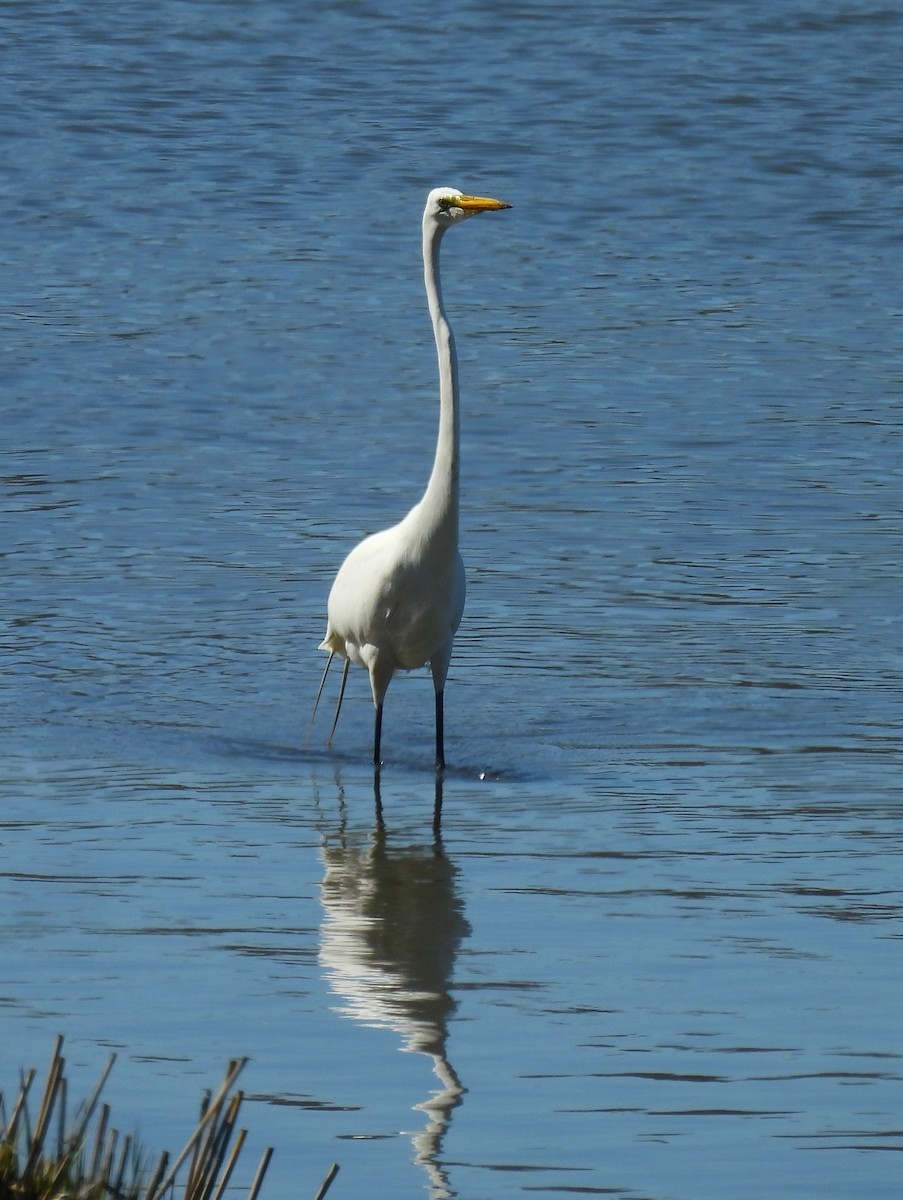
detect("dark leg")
(373, 765), (384, 829)
(373, 702), (383, 767)
(432, 772), (444, 838)
(435, 690), (445, 771)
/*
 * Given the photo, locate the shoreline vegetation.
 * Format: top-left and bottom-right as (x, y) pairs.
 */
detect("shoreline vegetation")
(1, 1036), (339, 1200)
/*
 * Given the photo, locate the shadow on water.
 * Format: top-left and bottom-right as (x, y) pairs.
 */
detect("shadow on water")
(316, 771), (469, 1199)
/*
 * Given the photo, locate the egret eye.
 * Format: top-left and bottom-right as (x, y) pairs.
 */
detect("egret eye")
(437, 196), (460, 213)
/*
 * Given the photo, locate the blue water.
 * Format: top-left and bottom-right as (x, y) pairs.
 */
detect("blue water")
(3, 2), (902, 1198)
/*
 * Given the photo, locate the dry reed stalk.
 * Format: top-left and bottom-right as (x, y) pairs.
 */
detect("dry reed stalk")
(1, 1039), (337, 1200)
(207, 1126), (245, 1200)
(144, 1057), (247, 1200)
(143, 1149), (170, 1200)
(5, 1067), (36, 1146)
(88, 1102), (110, 1181)
(24, 1036), (64, 1175)
(245, 1146), (274, 1200)
(312, 1161), (340, 1200)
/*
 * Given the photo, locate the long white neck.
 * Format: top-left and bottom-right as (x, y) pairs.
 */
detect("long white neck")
(418, 218), (459, 549)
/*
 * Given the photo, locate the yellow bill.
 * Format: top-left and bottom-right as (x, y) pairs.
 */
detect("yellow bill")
(455, 194), (512, 212)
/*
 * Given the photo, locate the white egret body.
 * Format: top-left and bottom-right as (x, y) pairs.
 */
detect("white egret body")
(316, 187), (511, 769)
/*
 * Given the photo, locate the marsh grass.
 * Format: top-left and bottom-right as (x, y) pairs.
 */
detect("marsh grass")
(0, 1037), (339, 1200)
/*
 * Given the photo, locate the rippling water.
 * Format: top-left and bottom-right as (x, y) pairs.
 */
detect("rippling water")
(3, 2), (902, 1198)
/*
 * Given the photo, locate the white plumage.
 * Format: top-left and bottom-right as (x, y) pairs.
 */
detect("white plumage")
(314, 186), (511, 769)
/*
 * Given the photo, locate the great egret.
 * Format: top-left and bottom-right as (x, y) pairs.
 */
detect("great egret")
(314, 186), (511, 770)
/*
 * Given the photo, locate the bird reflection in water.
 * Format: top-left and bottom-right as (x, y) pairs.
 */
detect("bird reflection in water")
(318, 773), (469, 1198)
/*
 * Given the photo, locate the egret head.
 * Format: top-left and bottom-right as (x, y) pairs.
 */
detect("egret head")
(425, 186), (512, 229)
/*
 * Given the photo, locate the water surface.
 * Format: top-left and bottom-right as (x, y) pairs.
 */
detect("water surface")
(3, 2), (902, 1198)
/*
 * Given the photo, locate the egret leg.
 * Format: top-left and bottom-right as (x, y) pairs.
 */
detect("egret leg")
(373, 766), (384, 829)
(373, 702), (384, 767)
(326, 657), (350, 748)
(306, 651), (334, 743)
(432, 772), (444, 837)
(435, 690), (445, 771)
